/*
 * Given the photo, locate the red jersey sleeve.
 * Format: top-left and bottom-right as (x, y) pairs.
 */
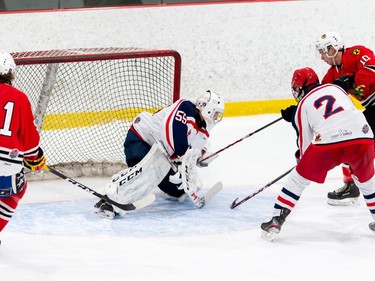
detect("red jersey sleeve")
(18, 93), (41, 158)
(343, 46), (375, 102)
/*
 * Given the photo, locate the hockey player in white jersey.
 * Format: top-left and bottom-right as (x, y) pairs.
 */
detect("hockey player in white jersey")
(94, 90), (224, 219)
(261, 67), (375, 241)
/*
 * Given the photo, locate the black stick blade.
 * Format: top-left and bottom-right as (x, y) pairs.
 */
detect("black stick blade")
(230, 198), (239, 209)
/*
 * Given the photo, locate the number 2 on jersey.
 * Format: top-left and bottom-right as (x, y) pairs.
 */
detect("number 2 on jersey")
(314, 95), (344, 119)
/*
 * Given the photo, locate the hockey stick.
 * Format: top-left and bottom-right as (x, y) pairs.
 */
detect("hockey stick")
(230, 166), (295, 209)
(43, 165), (155, 211)
(198, 117), (283, 165)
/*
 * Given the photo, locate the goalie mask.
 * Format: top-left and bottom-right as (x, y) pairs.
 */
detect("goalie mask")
(291, 67), (319, 102)
(315, 32), (344, 58)
(0, 52), (16, 76)
(196, 90), (224, 131)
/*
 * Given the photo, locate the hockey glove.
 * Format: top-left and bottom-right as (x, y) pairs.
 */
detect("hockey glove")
(333, 74), (355, 92)
(281, 105), (297, 122)
(351, 85), (365, 100)
(23, 147), (46, 171)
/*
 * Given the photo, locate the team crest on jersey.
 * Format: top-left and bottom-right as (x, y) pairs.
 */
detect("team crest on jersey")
(314, 134), (321, 142)
(354, 85), (365, 99)
(9, 149), (19, 158)
(351, 48), (361, 55)
(362, 124), (370, 134)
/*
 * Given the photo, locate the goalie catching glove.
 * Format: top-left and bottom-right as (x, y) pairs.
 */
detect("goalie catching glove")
(23, 147), (46, 171)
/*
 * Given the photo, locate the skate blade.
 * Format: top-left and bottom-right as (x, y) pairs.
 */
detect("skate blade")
(327, 197), (360, 206)
(261, 230), (277, 242)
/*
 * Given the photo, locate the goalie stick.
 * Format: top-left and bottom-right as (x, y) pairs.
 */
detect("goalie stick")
(44, 165), (156, 211)
(230, 166), (295, 209)
(198, 117), (283, 165)
(202, 181), (223, 205)
(181, 177), (223, 209)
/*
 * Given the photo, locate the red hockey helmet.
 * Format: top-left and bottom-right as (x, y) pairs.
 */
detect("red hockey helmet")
(291, 67), (319, 101)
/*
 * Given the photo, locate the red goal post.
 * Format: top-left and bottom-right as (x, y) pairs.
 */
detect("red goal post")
(11, 47), (181, 179)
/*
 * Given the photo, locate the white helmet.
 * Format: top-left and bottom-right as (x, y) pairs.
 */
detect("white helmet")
(0, 52), (16, 76)
(196, 90), (224, 131)
(315, 32), (344, 54)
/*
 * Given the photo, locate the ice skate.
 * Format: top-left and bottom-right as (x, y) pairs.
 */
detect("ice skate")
(261, 217), (283, 242)
(261, 208), (290, 242)
(327, 182), (360, 206)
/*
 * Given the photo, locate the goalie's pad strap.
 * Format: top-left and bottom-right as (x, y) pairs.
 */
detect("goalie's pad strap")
(105, 143), (171, 209)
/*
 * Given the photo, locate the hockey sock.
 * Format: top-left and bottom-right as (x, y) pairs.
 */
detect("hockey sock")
(0, 186), (26, 232)
(342, 163), (354, 183)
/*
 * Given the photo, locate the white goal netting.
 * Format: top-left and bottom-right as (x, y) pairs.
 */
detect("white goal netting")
(12, 48), (181, 179)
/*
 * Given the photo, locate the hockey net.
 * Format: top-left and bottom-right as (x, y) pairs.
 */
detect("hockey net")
(11, 48), (181, 180)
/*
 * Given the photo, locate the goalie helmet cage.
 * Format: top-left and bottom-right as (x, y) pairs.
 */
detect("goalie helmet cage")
(11, 47), (181, 180)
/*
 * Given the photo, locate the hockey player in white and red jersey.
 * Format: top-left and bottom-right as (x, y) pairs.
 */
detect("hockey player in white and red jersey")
(94, 90), (224, 219)
(0, 53), (46, 242)
(261, 67), (375, 241)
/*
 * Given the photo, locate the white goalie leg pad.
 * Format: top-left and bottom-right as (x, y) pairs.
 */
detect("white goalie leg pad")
(180, 148), (203, 207)
(105, 143), (171, 212)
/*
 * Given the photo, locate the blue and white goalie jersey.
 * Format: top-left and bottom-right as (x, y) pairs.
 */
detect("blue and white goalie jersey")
(131, 99), (209, 159)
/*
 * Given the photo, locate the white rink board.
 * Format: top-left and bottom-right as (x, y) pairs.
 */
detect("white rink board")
(2, 0), (375, 102)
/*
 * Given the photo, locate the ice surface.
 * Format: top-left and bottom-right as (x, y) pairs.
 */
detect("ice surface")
(1, 114), (374, 281)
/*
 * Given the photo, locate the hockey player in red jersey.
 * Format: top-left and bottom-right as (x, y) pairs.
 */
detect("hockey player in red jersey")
(0, 52), (46, 242)
(315, 32), (375, 206)
(261, 67), (375, 241)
